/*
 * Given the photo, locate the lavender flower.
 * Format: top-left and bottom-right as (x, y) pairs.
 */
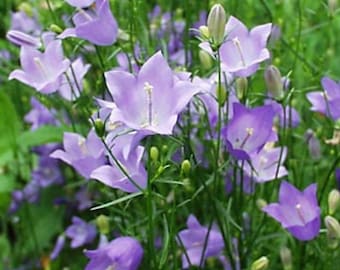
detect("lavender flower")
(65, 0), (95, 7)
(177, 215), (224, 268)
(220, 16), (272, 77)
(32, 155), (63, 187)
(105, 51), (200, 135)
(59, 0), (118, 46)
(84, 236), (143, 270)
(6, 30), (41, 48)
(50, 130), (106, 179)
(66, 216), (97, 248)
(9, 40), (70, 94)
(50, 234), (66, 260)
(10, 11), (41, 34)
(263, 181), (321, 241)
(222, 103), (276, 160)
(24, 98), (57, 130)
(307, 77), (340, 121)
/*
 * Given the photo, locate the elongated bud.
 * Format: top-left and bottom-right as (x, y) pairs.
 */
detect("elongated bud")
(325, 215), (340, 248)
(6, 30), (41, 48)
(207, 4), (226, 46)
(49, 24), (63, 34)
(18, 2), (33, 17)
(304, 129), (321, 160)
(181, 160), (191, 176)
(216, 84), (226, 106)
(329, 0), (338, 15)
(94, 119), (105, 138)
(264, 65), (284, 100)
(256, 198), (267, 210)
(199, 50), (213, 70)
(235, 77), (248, 100)
(96, 215), (110, 235)
(328, 189), (340, 215)
(280, 246), (292, 270)
(150, 146), (159, 162)
(199, 25), (210, 39)
(251, 256), (269, 270)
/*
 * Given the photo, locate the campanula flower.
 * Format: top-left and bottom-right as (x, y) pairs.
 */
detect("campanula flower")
(84, 236), (143, 270)
(9, 40), (70, 94)
(263, 181), (321, 241)
(59, 0), (118, 46)
(66, 216), (97, 248)
(65, 0), (95, 8)
(220, 16), (272, 77)
(105, 51), (200, 135)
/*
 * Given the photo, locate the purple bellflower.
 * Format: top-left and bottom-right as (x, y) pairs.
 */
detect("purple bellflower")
(65, 0), (95, 8)
(66, 216), (97, 248)
(50, 130), (106, 179)
(10, 11), (41, 34)
(177, 215), (224, 269)
(59, 0), (118, 46)
(9, 40), (70, 93)
(263, 181), (321, 241)
(307, 77), (340, 121)
(50, 234), (66, 260)
(84, 236), (143, 270)
(220, 16), (272, 77)
(222, 103), (276, 160)
(105, 51), (200, 135)
(32, 155), (63, 187)
(6, 30), (41, 48)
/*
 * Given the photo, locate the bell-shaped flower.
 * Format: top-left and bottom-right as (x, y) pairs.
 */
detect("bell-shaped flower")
(177, 215), (224, 269)
(66, 216), (97, 248)
(84, 236), (143, 270)
(59, 0), (118, 46)
(222, 103), (276, 160)
(105, 51), (200, 135)
(263, 181), (321, 241)
(220, 16), (271, 77)
(9, 40), (70, 93)
(306, 77), (340, 121)
(50, 129), (106, 179)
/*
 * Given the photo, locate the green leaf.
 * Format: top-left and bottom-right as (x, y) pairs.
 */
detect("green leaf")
(18, 125), (69, 149)
(91, 191), (143, 210)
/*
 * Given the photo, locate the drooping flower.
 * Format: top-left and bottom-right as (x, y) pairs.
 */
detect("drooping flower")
(220, 16), (272, 77)
(177, 215), (224, 269)
(9, 40), (70, 93)
(263, 181), (321, 241)
(105, 51), (200, 135)
(306, 77), (340, 121)
(66, 216), (97, 248)
(222, 103), (276, 160)
(50, 130), (106, 179)
(59, 0), (118, 46)
(84, 236), (143, 270)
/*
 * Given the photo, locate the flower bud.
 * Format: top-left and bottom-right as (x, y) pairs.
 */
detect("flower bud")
(181, 160), (191, 176)
(94, 119), (105, 138)
(18, 2), (33, 17)
(328, 189), (340, 215)
(264, 65), (284, 100)
(325, 216), (340, 239)
(235, 77), (248, 100)
(199, 25), (210, 39)
(216, 84), (226, 106)
(251, 256), (269, 270)
(256, 198), (267, 210)
(199, 50), (213, 70)
(150, 146), (159, 162)
(96, 215), (110, 235)
(207, 4), (227, 46)
(49, 24), (63, 34)
(304, 129), (321, 160)
(6, 30), (41, 48)
(280, 246), (292, 270)
(329, 0), (338, 15)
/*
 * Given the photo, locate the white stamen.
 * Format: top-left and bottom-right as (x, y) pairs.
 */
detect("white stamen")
(232, 37), (246, 67)
(144, 82), (154, 126)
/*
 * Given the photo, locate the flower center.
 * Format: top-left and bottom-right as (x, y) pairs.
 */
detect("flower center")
(239, 127), (254, 149)
(78, 138), (88, 155)
(33, 57), (49, 79)
(232, 37), (246, 67)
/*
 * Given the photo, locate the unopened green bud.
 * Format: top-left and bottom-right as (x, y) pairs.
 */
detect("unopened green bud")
(18, 3), (33, 17)
(207, 4), (227, 46)
(181, 160), (191, 176)
(216, 84), (226, 106)
(329, 0), (338, 15)
(280, 246), (292, 270)
(183, 178), (193, 192)
(325, 215), (340, 239)
(251, 256), (269, 270)
(235, 77), (248, 100)
(264, 65), (284, 100)
(328, 189), (340, 215)
(199, 50), (213, 70)
(161, 145), (168, 154)
(199, 25), (210, 39)
(49, 24), (63, 34)
(256, 198), (267, 210)
(150, 146), (159, 162)
(94, 119), (105, 138)
(96, 215), (110, 234)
